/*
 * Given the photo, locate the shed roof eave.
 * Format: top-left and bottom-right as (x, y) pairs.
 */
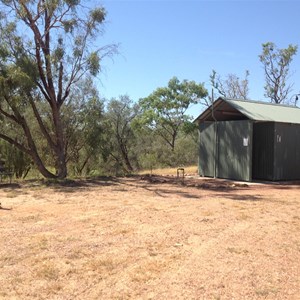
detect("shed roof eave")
(194, 97), (300, 125)
(193, 97), (250, 123)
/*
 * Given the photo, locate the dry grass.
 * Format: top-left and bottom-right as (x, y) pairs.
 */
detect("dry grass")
(138, 165), (198, 176)
(0, 176), (299, 299)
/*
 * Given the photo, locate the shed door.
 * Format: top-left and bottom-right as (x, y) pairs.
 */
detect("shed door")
(252, 122), (275, 180)
(273, 123), (300, 180)
(217, 121), (252, 181)
(199, 122), (215, 177)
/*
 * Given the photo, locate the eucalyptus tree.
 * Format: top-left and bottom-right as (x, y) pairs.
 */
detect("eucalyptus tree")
(210, 70), (250, 100)
(103, 96), (140, 173)
(63, 77), (104, 176)
(138, 76), (207, 151)
(259, 42), (298, 104)
(0, 134), (32, 179)
(0, 0), (116, 178)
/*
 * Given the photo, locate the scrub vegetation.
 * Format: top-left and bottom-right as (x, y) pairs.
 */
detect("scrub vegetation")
(0, 1), (297, 180)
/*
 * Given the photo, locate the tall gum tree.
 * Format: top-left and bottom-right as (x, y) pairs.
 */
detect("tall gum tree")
(138, 77), (207, 151)
(210, 70), (250, 100)
(0, 0), (116, 178)
(259, 42), (298, 104)
(103, 96), (139, 173)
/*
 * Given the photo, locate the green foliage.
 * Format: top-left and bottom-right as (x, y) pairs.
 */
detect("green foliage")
(181, 121), (198, 135)
(90, 7), (106, 24)
(136, 128), (198, 169)
(88, 52), (101, 76)
(0, 0), (117, 179)
(101, 95), (139, 174)
(134, 77), (203, 169)
(0, 140), (32, 179)
(259, 42), (298, 103)
(62, 19), (77, 33)
(63, 78), (105, 176)
(64, 0), (80, 7)
(138, 76), (207, 151)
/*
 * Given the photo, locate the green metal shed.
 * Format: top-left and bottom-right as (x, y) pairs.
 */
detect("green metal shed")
(194, 97), (300, 181)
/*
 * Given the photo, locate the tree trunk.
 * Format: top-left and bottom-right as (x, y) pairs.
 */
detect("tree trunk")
(119, 142), (133, 172)
(20, 117), (59, 179)
(51, 105), (68, 178)
(30, 151), (57, 179)
(123, 150), (133, 172)
(28, 97), (68, 178)
(171, 131), (177, 151)
(77, 154), (92, 176)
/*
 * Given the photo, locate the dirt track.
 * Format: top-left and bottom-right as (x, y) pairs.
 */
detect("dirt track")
(0, 176), (299, 299)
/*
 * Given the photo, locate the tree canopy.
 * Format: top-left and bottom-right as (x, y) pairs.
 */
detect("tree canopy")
(138, 77), (207, 151)
(259, 42), (298, 104)
(0, 0), (117, 178)
(210, 70), (250, 100)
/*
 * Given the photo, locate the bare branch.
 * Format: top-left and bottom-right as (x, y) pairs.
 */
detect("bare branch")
(0, 133), (31, 155)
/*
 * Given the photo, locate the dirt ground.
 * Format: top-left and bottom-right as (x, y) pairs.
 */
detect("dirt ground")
(0, 175), (299, 299)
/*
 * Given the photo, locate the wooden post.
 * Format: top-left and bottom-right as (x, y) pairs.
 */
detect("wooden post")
(177, 168), (185, 182)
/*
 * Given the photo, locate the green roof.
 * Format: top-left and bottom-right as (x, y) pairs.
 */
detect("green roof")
(195, 97), (300, 125)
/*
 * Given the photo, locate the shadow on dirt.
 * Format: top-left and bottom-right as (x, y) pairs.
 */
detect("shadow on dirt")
(133, 175), (254, 200)
(252, 179), (300, 190)
(42, 176), (121, 193)
(219, 194), (261, 201)
(140, 185), (200, 199)
(139, 174), (249, 189)
(0, 206), (12, 211)
(0, 177), (120, 194)
(1, 174), (297, 201)
(0, 183), (22, 189)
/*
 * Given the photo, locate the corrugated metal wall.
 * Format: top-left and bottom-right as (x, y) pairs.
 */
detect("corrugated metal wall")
(252, 122), (275, 180)
(199, 114), (300, 181)
(217, 120), (252, 181)
(274, 123), (300, 180)
(199, 120), (252, 181)
(199, 122), (215, 177)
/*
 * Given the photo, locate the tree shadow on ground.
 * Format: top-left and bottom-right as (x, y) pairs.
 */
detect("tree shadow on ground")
(43, 176), (121, 193)
(0, 177), (120, 195)
(0, 175), (291, 202)
(0, 183), (22, 189)
(114, 175), (252, 200)
(138, 174), (252, 196)
(139, 185), (200, 199)
(271, 184), (300, 190)
(0, 206), (12, 211)
(217, 193), (261, 201)
(252, 179), (300, 188)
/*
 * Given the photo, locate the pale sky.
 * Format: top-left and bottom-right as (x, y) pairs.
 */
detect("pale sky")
(98, 0), (300, 116)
